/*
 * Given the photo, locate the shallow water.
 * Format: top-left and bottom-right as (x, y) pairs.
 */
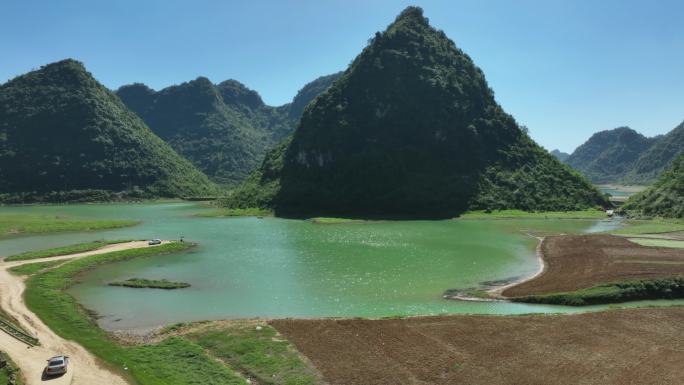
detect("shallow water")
(1, 203), (680, 331)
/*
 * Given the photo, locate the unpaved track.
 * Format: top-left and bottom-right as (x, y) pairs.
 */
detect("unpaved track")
(0, 241), (167, 385)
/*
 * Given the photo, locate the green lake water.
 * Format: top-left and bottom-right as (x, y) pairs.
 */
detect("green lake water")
(0, 203), (680, 331)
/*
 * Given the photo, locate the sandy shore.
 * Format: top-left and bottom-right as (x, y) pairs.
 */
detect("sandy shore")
(0, 241), (169, 385)
(488, 235), (546, 298)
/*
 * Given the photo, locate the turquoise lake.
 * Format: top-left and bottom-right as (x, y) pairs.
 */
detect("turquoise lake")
(0, 203), (679, 331)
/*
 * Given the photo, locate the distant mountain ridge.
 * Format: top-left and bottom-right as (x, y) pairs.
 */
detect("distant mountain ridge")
(223, 7), (607, 218)
(550, 149), (570, 162)
(117, 72), (342, 186)
(565, 127), (658, 184)
(564, 123), (683, 184)
(0, 59), (218, 202)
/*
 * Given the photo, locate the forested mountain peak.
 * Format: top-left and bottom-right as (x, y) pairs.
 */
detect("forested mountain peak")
(23, 59), (91, 86)
(217, 79), (265, 109)
(0, 59), (217, 202)
(115, 83), (156, 115)
(223, 6), (606, 217)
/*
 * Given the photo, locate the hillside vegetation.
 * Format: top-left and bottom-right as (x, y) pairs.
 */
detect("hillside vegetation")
(0, 213), (136, 237)
(117, 73), (341, 186)
(0, 60), (218, 202)
(223, 7), (607, 218)
(624, 121), (684, 184)
(624, 152), (684, 218)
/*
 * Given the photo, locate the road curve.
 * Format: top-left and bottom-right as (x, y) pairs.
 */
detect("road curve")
(0, 240), (169, 385)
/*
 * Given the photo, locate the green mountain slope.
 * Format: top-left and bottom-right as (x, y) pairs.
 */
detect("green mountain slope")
(0, 59), (217, 202)
(117, 73), (341, 186)
(624, 152), (684, 218)
(565, 127), (657, 184)
(287, 72), (343, 120)
(223, 7), (607, 218)
(624, 121), (684, 184)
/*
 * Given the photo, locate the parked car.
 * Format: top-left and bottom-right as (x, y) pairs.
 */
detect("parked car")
(45, 355), (68, 376)
(148, 239), (162, 245)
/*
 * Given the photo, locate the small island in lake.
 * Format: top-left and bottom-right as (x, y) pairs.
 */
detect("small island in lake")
(108, 278), (191, 290)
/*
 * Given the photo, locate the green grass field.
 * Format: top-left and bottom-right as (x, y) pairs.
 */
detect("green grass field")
(609, 220), (684, 236)
(4, 240), (131, 261)
(513, 277), (684, 306)
(628, 239), (684, 248)
(108, 278), (191, 289)
(0, 351), (22, 385)
(0, 213), (137, 237)
(459, 209), (607, 220)
(186, 323), (320, 385)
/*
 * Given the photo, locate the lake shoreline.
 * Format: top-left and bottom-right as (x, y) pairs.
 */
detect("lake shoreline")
(443, 234), (546, 302)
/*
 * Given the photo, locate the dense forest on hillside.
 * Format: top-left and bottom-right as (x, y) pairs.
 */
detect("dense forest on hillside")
(222, 7), (607, 218)
(624, 152), (684, 218)
(117, 73), (341, 186)
(564, 122), (684, 184)
(0, 59), (218, 202)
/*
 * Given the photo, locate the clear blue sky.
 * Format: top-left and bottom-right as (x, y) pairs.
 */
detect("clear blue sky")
(2, 0), (683, 152)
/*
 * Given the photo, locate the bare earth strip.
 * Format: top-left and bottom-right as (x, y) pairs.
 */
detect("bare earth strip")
(502, 234), (684, 297)
(0, 241), (167, 385)
(271, 308), (684, 385)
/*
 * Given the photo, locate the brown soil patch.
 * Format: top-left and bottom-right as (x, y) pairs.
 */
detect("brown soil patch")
(271, 308), (684, 385)
(502, 234), (684, 297)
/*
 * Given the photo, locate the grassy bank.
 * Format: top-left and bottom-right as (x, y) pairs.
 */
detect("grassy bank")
(184, 322), (320, 385)
(0, 214), (137, 237)
(628, 239), (684, 248)
(24, 242), (247, 385)
(194, 207), (273, 218)
(4, 240), (131, 261)
(0, 351), (22, 385)
(609, 220), (684, 236)
(109, 278), (191, 289)
(512, 277), (684, 306)
(459, 209), (607, 220)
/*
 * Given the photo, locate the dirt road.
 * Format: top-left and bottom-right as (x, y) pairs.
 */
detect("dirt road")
(0, 241), (166, 385)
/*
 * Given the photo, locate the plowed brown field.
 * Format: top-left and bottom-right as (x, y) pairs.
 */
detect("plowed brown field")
(503, 234), (684, 297)
(271, 308), (684, 385)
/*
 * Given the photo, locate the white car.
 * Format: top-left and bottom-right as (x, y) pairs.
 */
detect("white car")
(148, 239), (162, 245)
(45, 355), (68, 376)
